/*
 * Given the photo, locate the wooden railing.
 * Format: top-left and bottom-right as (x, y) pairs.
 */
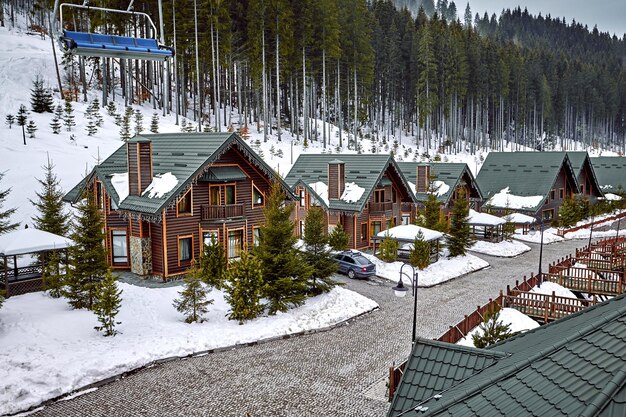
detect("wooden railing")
(557, 210), (626, 236)
(201, 204), (244, 220)
(1, 265), (43, 282)
(504, 290), (595, 323)
(368, 201), (393, 213)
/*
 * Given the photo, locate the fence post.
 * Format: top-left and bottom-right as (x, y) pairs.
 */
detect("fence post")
(389, 366), (396, 402)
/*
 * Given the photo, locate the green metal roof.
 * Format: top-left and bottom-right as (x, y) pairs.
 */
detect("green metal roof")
(63, 133), (293, 217)
(284, 154), (417, 212)
(388, 292), (626, 417)
(476, 152), (579, 213)
(199, 166), (248, 182)
(396, 162), (483, 205)
(591, 156), (626, 193)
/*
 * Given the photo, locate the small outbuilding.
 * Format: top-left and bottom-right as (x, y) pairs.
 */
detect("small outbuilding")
(503, 212), (537, 235)
(0, 228), (74, 297)
(467, 210), (506, 242)
(372, 224), (443, 263)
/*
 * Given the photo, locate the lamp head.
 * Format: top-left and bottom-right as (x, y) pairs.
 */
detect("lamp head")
(393, 279), (408, 298)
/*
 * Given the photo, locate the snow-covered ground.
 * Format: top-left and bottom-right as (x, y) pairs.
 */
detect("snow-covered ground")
(513, 229), (564, 245)
(362, 250), (489, 287)
(456, 308), (539, 347)
(469, 239), (531, 257)
(530, 281), (581, 302)
(0, 283), (378, 415)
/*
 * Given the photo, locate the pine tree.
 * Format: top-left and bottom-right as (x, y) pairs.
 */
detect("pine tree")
(409, 230), (431, 269)
(30, 157), (70, 236)
(0, 172), (18, 234)
(254, 182), (312, 314)
(63, 99), (75, 132)
(5, 114), (14, 129)
(378, 232), (399, 262)
(559, 195), (578, 227)
(42, 251), (64, 298)
(16, 104), (28, 145)
(502, 205), (516, 240)
(173, 262), (213, 323)
(26, 120), (37, 138)
(134, 109), (144, 134)
(85, 119), (97, 136)
(30, 76), (53, 113)
(91, 99), (103, 127)
(448, 188), (474, 257)
(50, 114), (62, 134)
(120, 107), (133, 140)
(65, 192), (107, 310)
(93, 270), (123, 336)
(150, 113), (159, 133)
(303, 207), (337, 295)
(328, 223), (350, 251)
(472, 308), (513, 348)
(224, 250), (265, 324)
(199, 234), (227, 289)
(106, 101), (116, 117)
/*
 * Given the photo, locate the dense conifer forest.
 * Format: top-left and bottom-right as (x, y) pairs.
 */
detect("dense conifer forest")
(10, 0), (626, 153)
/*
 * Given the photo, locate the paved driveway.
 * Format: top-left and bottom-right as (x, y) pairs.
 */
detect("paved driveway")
(31, 238), (587, 417)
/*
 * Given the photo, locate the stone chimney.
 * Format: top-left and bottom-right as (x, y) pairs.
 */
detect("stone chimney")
(127, 137), (153, 196)
(416, 164), (431, 193)
(328, 159), (346, 199)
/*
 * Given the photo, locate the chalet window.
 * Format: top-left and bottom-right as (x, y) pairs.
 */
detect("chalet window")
(543, 209), (554, 221)
(253, 227), (261, 246)
(372, 221), (382, 236)
(96, 182), (104, 209)
(253, 184), (265, 207)
(392, 187), (397, 203)
(374, 189), (385, 203)
(299, 220), (305, 238)
(210, 184), (235, 205)
(361, 223), (368, 241)
(228, 230), (243, 259)
(225, 185), (235, 205)
(299, 189), (306, 207)
(177, 190), (192, 215)
(202, 231), (218, 247)
(111, 230), (128, 264)
(178, 236), (193, 262)
(550, 190), (556, 201)
(559, 188), (564, 199)
(401, 214), (411, 225)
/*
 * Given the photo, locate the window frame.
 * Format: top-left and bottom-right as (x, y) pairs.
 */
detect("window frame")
(252, 226), (261, 246)
(559, 188), (564, 199)
(111, 228), (129, 265)
(227, 228), (244, 259)
(177, 235), (194, 265)
(252, 183), (265, 208)
(176, 189), (193, 217)
(360, 222), (368, 241)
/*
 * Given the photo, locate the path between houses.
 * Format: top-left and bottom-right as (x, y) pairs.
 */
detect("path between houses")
(30, 238), (588, 417)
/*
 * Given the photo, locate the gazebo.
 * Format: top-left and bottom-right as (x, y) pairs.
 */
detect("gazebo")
(503, 212), (537, 235)
(372, 224), (443, 263)
(468, 210), (506, 242)
(0, 228), (74, 297)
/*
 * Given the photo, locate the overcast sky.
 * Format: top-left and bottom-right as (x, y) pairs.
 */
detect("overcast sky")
(466, 0), (625, 37)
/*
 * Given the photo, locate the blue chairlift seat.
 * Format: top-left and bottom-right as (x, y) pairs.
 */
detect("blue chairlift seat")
(61, 30), (173, 61)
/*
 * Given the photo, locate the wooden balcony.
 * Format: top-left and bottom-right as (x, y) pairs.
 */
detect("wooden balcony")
(368, 201), (394, 214)
(201, 204), (244, 220)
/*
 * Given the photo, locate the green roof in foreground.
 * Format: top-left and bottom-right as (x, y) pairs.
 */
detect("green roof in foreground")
(388, 292), (626, 417)
(591, 156), (626, 193)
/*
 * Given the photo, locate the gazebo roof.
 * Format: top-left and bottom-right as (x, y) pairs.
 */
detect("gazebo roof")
(0, 228), (74, 256)
(467, 210), (506, 227)
(503, 212), (537, 224)
(374, 224), (443, 242)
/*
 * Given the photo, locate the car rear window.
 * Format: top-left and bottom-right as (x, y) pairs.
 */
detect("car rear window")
(354, 256), (370, 265)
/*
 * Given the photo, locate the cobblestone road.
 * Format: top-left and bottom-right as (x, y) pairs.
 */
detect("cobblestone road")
(31, 238), (588, 417)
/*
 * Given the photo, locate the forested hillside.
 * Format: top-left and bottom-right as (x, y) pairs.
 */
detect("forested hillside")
(9, 0), (626, 155)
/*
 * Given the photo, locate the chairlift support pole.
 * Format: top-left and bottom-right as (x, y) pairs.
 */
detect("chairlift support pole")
(157, 0), (168, 116)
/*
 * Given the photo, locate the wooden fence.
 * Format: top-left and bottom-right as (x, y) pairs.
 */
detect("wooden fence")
(556, 210), (626, 237)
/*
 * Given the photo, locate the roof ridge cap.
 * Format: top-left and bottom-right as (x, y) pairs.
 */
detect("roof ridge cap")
(579, 363), (626, 417)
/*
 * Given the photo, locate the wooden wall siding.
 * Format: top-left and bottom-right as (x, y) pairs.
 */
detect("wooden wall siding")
(328, 162), (345, 199)
(416, 165), (430, 193)
(151, 221), (164, 275)
(130, 216), (141, 237)
(127, 143), (139, 196)
(138, 142), (152, 193)
(579, 163), (601, 200)
(542, 166), (576, 221)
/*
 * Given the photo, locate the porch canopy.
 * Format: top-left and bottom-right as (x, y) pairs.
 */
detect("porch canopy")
(468, 210), (506, 242)
(372, 224), (443, 262)
(1, 228), (74, 297)
(503, 212), (537, 235)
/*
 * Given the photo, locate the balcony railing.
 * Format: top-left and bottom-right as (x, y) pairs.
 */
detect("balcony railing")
(368, 201), (394, 213)
(201, 204), (244, 220)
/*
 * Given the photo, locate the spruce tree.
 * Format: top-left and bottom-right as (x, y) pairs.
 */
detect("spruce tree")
(448, 188), (474, 257)
(63, 99), (75, 131)
(254, 182), (312, 314)
(91, 99), (103, 127)
(30, 157), (70, 236)
(134, 109), (144, 134)
(16, 104), (28, 145)
(0, 172), (18, 234)
(93, 270), (123, 336)
(559, 196), (578, 227)
(502, 205), (516, 240)
(30, 76), (53, 113)
(150, 113), (159, 133)
(224, 250), (264, 324)
(378, 232), (399, 262)
(50, 114), (62, 134)
(120, 107), (133, 141)
(472, 308), (513, 348)
(173, 262), (213, 323)
(26, 120), (37, 138)
(328, 223), (350, 251)
(5, 114), (14, 129)
(303, 207), (337, 295)
(65, 192), (107, 310)
(42, 251), (64, 298)
(106, 101), (116, 117)
(409, 230), (431, 269)
(86, 119), (97, 136)
(199, 234), (227, 289)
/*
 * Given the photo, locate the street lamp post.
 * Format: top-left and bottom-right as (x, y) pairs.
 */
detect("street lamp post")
(392, 263), (418, 343)
(537, 216), (545, 287)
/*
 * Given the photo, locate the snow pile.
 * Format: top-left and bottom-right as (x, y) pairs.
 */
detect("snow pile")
(340, 182), (365, 203)
(0, 228), (74, 255)
(456, 308), (539, 347)
(513, 229), (563, 244)
(309, 181), (329, 206)
(376, 224), (444, 242)
(530, 281), (581, 302)
(602, 193), (622, 201)
(469, 240), (531, 257)
(468, 210), (506, 226)
(432, 180), (450, 196)
(362, 251), (489, 287)
(487, 187), (544, 210)
(503, 212), (536, 224)
(142, 172), (178, 198)
(0, 283), (378, 415)
(110, 172), (129, 202)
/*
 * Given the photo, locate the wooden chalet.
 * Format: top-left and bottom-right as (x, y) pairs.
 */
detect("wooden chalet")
(396, 162), (483, 222)
(591, 156), (626, 195)
(63, 133), (293, 279)
(476, 152), (580, 223)
(566, 151), (604, 201)
(284, 155), (417, 250)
